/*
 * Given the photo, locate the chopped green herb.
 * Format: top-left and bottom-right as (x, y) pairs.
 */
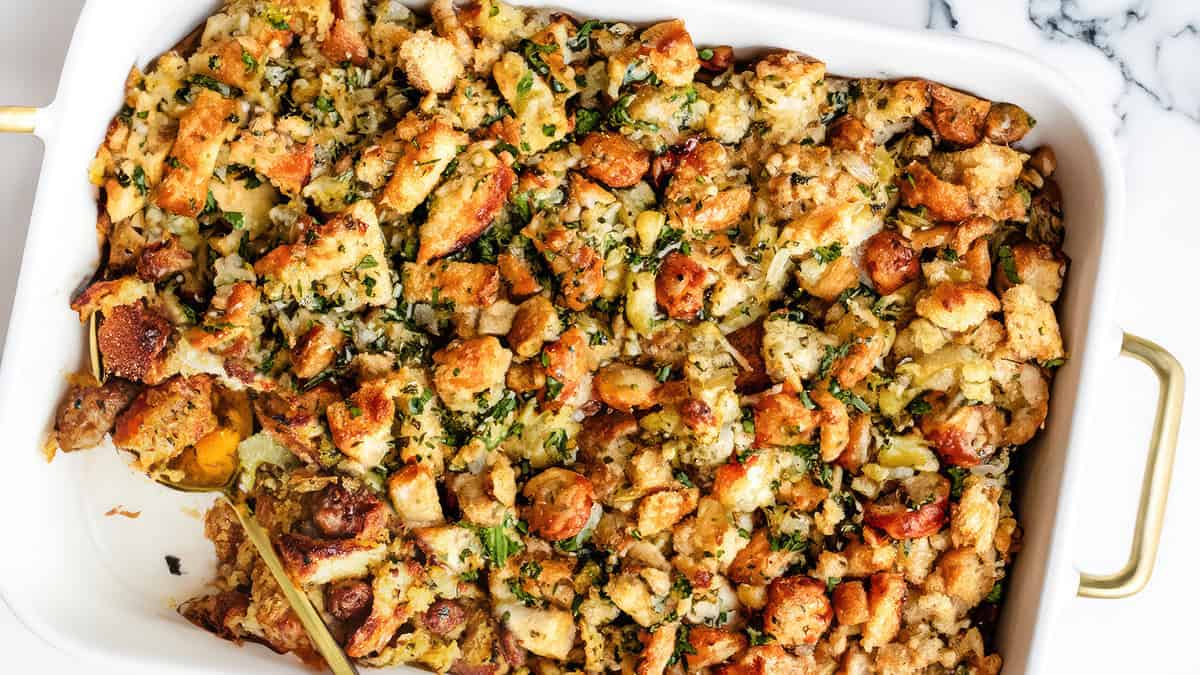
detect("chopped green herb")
(131, 165), (148, 196)
(947, 466), (969, 499)
(997, 245), (1021, 284)
(907, 395), (932, 416)
(516, 71), (533, 99)
(818, 342), (852, 379)
(813, 242), (842, 264)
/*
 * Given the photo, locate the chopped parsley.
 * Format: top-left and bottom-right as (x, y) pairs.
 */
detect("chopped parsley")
(478, 515), (523, 567)
(813, 242), (842, 264)
(997, 245), (1021, 284)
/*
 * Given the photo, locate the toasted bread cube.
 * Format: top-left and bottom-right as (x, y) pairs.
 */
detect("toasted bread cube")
(156, 89), (238, 216)
(326, 380), (395, 469)
(418, 143), (514, 263)
(387, 463), (445, 528)
(379, 116), (468, 215)
(112, 375), (217, 470)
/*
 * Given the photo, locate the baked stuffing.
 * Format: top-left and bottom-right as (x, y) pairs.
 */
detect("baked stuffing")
(53, 0), (1069, 673)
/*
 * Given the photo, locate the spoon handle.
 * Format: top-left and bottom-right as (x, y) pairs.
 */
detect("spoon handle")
(228, 497), (360, 675)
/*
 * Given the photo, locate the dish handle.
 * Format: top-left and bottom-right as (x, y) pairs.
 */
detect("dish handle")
(0, 106), (40, 134)
(1077, 333), (1184, 599)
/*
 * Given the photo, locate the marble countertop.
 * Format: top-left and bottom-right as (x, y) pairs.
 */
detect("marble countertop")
(1, 1), (1197, 673)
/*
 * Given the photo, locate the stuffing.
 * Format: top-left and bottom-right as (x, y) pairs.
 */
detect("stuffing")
(636, 487), (698, 536)
(497, 603), (577, 660)
(995, 241), (1066, 302)
(227, 114), (314, 197)
(861, 572), (907, 650)
(136, 236), (194, 282)
(927, 143), (1030, 221)
(951, 476), (1002, 558)
(112, 375), (217, 470)
(431, 336), (512, 412)
(922, 83), (991, 146)
(254, 201), (393, 310)
(753, 390), (819, 447)
(915, 282), (1000, 333)
(71, 4), (1066, 671)
(391, 461), (448, 526)
(418, 142), (515, 263)
(656, 251), (711, 320)
(276, 533), (388, 586)
(749, 51), (826, 145)
(412, 524), (485, 577)
(935, 547), (995, 608)
(847, 78), (930, 144)
(493, 52), (569, 155)
(863, 473), (951, 540)
(506, 294), (562, 358)
(378, 116), (469, 215)
(862, 229), (920, 295)
(522, 467), (596, 541)
(398, 29), (464, 94)
(728, 530), (804, 585)
(155, 89), (238, 216)
(832, 579), (869, 626)
(593, 363), (659, 413)
(345, 560), (419, 657)
(763, 576), (833, 647)
(579, 131), (650, 188)
(326, 380), (395, 468)
(687, 626), (748, 669)
(664, 140), (751, 233)
(290, 323), (345, 379)
(401, 260), (500, 310)
(96, 301), (173, 382)
(1000, 283), (1065, 362)
(761, 315), (837, 390)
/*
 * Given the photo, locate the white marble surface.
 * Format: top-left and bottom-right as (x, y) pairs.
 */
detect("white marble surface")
(2, 0), (1199, 672)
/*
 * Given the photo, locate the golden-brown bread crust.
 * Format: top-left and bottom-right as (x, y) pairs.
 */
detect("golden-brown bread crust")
(253, 384), (341, 465)
(112, 375), (217, 470)
(290, 323), (346, 379)
(923, 83), (991, 146)
(762, 575), (833, 647)
(136, 236), (194, 282)
(401, 261), (500, 309)
(97, 302), (172, 382)
(155, 89), (238, 216)
(579, 132), (651, 188)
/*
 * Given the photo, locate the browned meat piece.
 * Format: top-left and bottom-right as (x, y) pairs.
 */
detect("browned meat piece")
(54, 378), (140, 451)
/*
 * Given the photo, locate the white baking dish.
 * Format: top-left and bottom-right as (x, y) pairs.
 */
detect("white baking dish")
(0, 1), (1183, 673)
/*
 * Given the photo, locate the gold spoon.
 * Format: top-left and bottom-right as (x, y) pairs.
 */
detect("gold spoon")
(89, 315), (359, 675)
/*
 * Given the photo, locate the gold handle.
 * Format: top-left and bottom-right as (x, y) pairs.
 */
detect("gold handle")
(0, 106), (38, 134)
(228, 499), (360, 674)
(1078, 333), (1184, 598)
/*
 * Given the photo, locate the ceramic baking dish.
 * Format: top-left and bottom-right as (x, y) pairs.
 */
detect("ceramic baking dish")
(0, 1), (1183, 673)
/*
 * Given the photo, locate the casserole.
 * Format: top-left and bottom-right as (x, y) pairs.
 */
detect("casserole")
(0, 1), (1182, 674)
